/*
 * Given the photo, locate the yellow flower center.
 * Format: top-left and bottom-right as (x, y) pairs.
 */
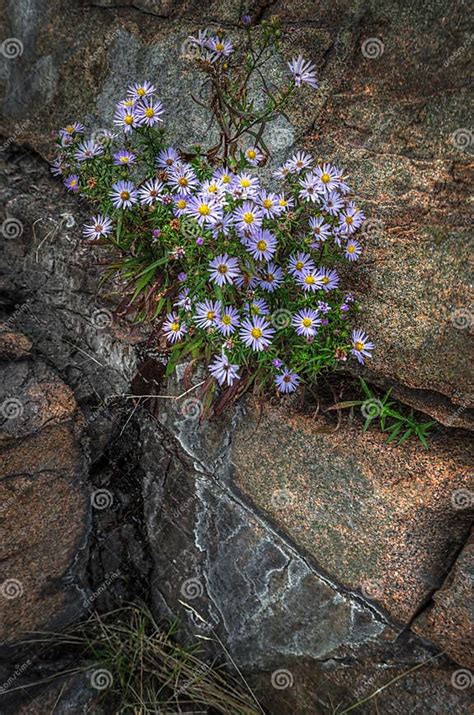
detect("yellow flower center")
(345, 216), (353, 225)
(222, 174), (231, 183)
(145, 107), (155, 118)
(251, 327), (262, 339)
(70, 179), (77, 186)
(347, 244), (355, 253)
(124, 99), (134, 107)
(304, 275), (315, 285)
(177, 199), (186, 209)
(217, 264), (228, 274)
(243, 212), (254, 224)
(263, 199), (272, 208)
(208, 183), (217, 193)
(321, 173), (330, 183)
(198, 204), (210, 216)
(256, 240), (267, 251)
(215, 42), (224, 51)
(240, 178), (251, 188)
(354, 341), (364, 351)
(322, 276), (329, 284)
(178, 177), (188, 186)
(247, 149), (256, 159)
(137, 87), (146, 96)
(302, 318), (312, 327)
(120, 191), (130, 200)
(120, 156), (129, 163)
(295, 261), (304, 270)
(222, 315), (232, 325)
(65, 125), (74, 134)
(171, 322), (180, 332)
(206, 311), (215, 320)
(124, 115), (133, 125)
(279, 199), (287, 207)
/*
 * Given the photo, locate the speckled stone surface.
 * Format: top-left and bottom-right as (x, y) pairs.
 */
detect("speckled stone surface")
(231, 399), (473, 624)
(413, 529), (474, 669)
(0, 348), (89, 642)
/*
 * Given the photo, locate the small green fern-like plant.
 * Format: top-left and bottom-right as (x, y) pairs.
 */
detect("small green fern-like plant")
(330, 378), (435, 448)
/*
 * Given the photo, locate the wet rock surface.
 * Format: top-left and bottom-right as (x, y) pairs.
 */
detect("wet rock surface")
(0, 0), (473, 713)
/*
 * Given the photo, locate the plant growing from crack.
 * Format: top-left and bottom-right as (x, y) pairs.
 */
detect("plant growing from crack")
(51, 15), (374, 415)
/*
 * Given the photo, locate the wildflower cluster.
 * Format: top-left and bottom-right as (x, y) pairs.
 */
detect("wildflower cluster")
(51, 20), (373, 404)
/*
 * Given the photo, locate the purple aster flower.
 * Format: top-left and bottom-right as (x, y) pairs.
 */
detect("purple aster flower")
(208, 253), (241, 287)
(110, 180), (138, 209)
(333, 165), (351, 194)
(186, 194), (223, 226)
(287, 150), (313, 173)
(256, 190), (281, 218)
(233, 201), (263, 234)
(200, 178), (226, 199)
(138, 178), (164, 205)
(322, 190), (345, 215)
(64, 174), (80, 192)
(288, 252), (315, 277)
(136, 97), (164, 127)
(209, 354), (240, 387)
(173, 197), (189, 216)
(309, 216), (331, 242)
(113, 105), (139, 133)
(168, 164), (199, 196)
(218, 306), (240, 336)
(113, 149), (137, 166)
(288, 55), (318, 88)
(272, 358), (283, 369)
(206, 35), (234, 61)
(296, 268), (325, 292)
(317, 300), (331, 314)
(127, 81), (156, 99)
(213, 167), (236, 189)
(60, 134), (74, 148)
(83, 214), (113, 240)
(59, 122), (85, 138)
(234, 265), (259, 290)
(275, 192), (295, 212)
(319, 268), (340, 291)
(244, 146), (264, 166)
(246, 228), (278, 261)
(152, 229), (161, 241)
(339, 204), (365, 234)
(345, 239), (362, 261)
(275, 369), (300, 393)
(351, 329), (374, 364)
(174, 288), (192, 312)
(244, 298), (269, 316)
(314, 162), (339, 192)
(196, 237), (204, 246)
(211, 214), (234, 239)
(194, 299), (222, 329)
(240, 316), (275, 351)
(241, 14), (252, 26)
(74, 139), (103, 162)
(50, 158), (64, 176)
(273, 163), (291, 181)
(163, 313), (187, 343)
(156, 147), (181, 170)
(299, 172), (323, 202)
(292, 308), (321, 338)
(233, 172), (260, 199)
(257, 262), (284, 292)
(177, 272), (187, 282)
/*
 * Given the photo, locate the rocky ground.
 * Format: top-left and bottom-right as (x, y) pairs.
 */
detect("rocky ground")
(0, 1), (472, 713)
